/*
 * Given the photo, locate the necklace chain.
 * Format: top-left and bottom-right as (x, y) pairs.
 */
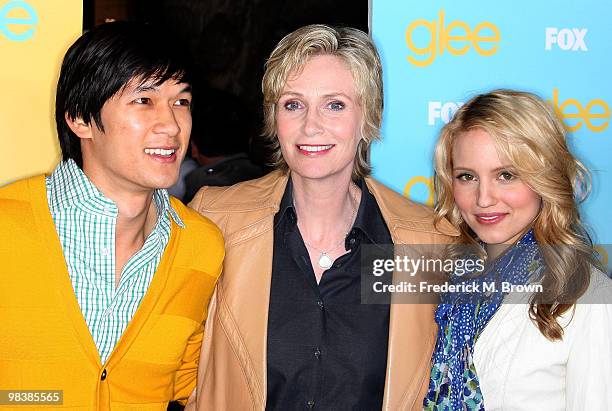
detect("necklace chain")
(295, 184), (359, 270)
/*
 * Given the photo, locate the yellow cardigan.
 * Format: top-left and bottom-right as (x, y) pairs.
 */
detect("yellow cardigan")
(0, 175), (224, 410)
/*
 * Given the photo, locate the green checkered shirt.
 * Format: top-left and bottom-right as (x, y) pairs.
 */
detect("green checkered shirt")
(46, 160), (184, 364)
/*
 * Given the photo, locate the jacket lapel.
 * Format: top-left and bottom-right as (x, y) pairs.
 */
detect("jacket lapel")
(383, 296), (437, 410)
(212, 171), (289, 408)
(366, 178), (441, 410)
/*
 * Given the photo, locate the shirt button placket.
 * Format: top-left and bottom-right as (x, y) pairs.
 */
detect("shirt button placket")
(313, 298), (324, 409)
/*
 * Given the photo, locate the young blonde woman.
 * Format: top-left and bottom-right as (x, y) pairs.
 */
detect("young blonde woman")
(424, 89), (612, 410)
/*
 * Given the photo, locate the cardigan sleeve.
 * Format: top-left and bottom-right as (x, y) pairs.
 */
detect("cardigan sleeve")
(172, 322), (205, 404)
(171, 252), (224, 404)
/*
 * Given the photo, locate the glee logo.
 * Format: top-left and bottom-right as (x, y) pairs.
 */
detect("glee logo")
(594, 245), (609, 269)
(428, 101), (464, 125)
(403, 176), (434, 206)
(405, 10), (500, 67)
(548, 89), (609, 132)
(545, 28), (588, 51)
(0, 0), (38, 42)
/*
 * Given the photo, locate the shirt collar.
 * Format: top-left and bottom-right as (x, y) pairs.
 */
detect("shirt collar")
(47, 159), (184, 228)
(274, 177), (389, 246)
(275, 177), (297, 228)
(153, 189), (185, 228)
(350, 178), (390, 246)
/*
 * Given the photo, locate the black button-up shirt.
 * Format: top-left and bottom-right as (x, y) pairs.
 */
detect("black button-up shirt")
(266, 179), (392, 410)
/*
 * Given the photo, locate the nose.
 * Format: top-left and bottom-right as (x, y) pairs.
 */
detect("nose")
(303, 107), (323, 137)
(153, 103), (181, 137)
(476, 180), (497, 208)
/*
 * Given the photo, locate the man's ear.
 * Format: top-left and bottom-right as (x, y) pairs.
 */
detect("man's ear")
(65, 114), (93, 140)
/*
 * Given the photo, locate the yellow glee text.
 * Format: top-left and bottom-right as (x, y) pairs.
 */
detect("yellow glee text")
(405, 9), (500, 67)
(0, 0), (82, 185)
(403, 176), (434, 206)
(548, 88), (610, 133)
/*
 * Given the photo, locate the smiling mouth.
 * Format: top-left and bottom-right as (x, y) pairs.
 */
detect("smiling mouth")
(474, 213), (507, 224)
(297, 144), (334, 153)
(144, 148), (176, 157)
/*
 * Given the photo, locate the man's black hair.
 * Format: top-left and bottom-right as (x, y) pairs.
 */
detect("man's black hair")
(55, 21), (192, 167)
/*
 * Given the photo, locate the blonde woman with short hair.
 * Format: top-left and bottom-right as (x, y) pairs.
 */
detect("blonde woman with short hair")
(187, 24), (457, 410)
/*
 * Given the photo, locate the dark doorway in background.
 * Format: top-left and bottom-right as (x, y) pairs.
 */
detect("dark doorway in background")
(85, 0), (368, 167)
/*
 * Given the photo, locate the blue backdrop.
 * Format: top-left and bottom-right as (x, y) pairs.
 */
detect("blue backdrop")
(370, 1), (611, 268)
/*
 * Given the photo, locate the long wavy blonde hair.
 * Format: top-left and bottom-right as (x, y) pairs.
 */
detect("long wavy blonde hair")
(434, 89), (602, 340)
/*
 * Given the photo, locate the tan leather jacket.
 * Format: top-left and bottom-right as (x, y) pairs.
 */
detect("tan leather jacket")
(187, 171), (458, 411)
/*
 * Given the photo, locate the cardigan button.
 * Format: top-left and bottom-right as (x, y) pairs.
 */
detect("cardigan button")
(101, 369), (107, 381)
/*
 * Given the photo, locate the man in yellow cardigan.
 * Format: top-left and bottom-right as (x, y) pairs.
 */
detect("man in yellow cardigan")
(0, 22), (224, 410)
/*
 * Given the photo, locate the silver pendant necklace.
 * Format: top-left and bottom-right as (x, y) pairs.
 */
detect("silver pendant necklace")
(297, 185), (359, 271)
(305, 238), (346, 270)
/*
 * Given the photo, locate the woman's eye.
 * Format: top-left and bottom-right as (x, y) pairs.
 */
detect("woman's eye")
(283, 101), (301, 111)
(456, 173), (475, 181)
(133, 97), (151, 104)
(328, 101), (345, 111)
(499, 171), (515, 181)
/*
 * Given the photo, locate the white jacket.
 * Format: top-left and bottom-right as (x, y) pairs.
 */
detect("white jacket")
(474, 268), (612, 410)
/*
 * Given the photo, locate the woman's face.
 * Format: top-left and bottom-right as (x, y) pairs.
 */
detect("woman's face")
(452, 128), (542, 245)
(275, 54), (362, 182)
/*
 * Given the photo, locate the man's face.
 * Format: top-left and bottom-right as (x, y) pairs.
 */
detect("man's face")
(80, 77), (192, 196)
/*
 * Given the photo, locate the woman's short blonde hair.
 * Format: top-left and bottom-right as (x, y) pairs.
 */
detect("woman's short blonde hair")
(433, 89), (601, 340)
(261, 24), (383, 180)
